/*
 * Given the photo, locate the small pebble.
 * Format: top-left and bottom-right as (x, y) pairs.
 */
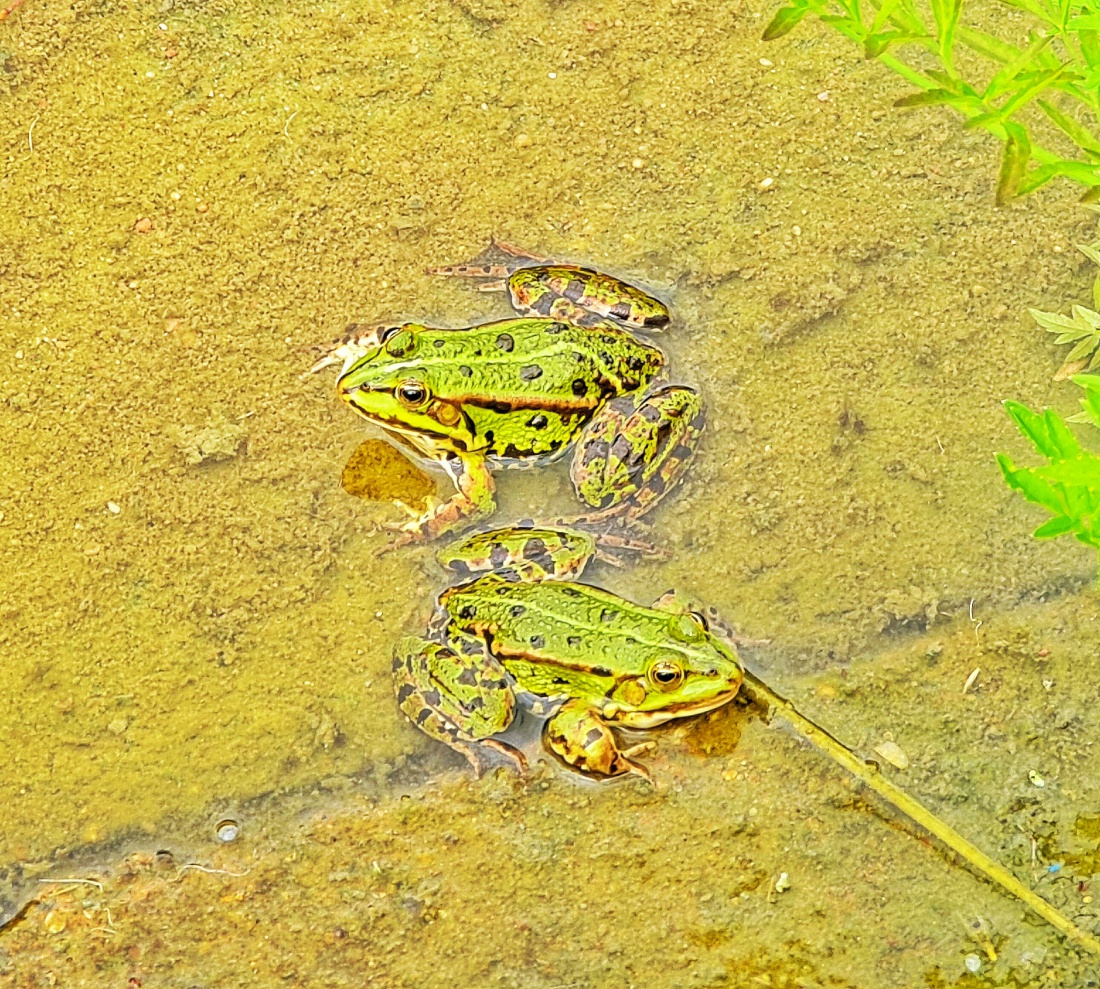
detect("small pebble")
(216, 819), (240, 843)
(873, 739), (909, 770)
(758, 176), (774, 190)
(816, 90), (830, 102)
(107, 501), (120, 514)
(775, 872), (791, 893)
(964, 953), (981, 973)
(759, 57), (773, 67)
(1028, 769), (1046, 788)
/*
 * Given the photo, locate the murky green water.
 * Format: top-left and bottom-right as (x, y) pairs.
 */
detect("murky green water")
(4, 0), (1100, 985)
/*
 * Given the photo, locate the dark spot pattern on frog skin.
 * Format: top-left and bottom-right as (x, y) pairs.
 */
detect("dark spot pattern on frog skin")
(522, 537), (555, 574)
(416, 708), (433, 724)
(457, 667), (479, 687)
(529, 293), (555, 316)
(459, 605), (476, 619)
(527, 414), (548, 430)
(396, 683), (416, 703)
(626, 355), (644, 372)
(392, 656), (404, 672)
(496, 333), (514, 352)
(459, 365), (473, 377)
(584, 727), (605, 747)
(460, 640), (483, 656)
(464, 696), (485, 711)
(610, 302), (633, 322)
(599, 351), (614, 367)
(562, 587), (581, 598)
(601, 609), (615, 622)
(567, 635), (582, 648)
(572, 377), (588, 397)
(510, 604), (526, 618)
(446, 558), (471, 576)
(530, 635), (545, 649)
(565, 279), (587, 302)
(433, 339), (445, 348)
(520, 364), (543, 381)
(640, 403), (663, 423)
(610, 434), (638, 466)
(645, 312), (670, 327)
(491, 543), (510, 568)
(422, 688), (442, 707)
(582, 440), (609, 466)
(591, 666), (613, 678)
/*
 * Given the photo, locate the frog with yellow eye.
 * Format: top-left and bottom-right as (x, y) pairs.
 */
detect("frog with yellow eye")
(394, 524), (742, 780)
(327, 241), (703, 545)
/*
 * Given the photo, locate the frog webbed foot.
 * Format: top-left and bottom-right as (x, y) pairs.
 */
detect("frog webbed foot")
(544, 699), (654, 783)
(425, 238), (549, 282)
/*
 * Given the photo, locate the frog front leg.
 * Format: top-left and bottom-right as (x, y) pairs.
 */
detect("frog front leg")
(571, 385), (706, 522)
(389, 452), (497, 545)
(544, 698), (653, 782)
(393, 635), (528, 776)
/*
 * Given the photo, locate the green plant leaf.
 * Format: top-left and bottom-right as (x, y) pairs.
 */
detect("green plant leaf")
(870, 0), (903, 31)
(956, 25), (1020, 63)
(1067, 14), (1100, 30)
(983, 32), (1054, 100)
(1079, 242), (1100, 267)
(1016, 163), (1061, 196)
(1037, 101), (1100, 160)
(1033, 515), (1077, 538)
(763, 4), (809, 40)
(930, 0), (962, 68)
(997, 122), (1033, 203)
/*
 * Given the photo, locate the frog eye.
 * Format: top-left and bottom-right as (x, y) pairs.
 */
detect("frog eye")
(396, 379), (430, 408)
(649, 661), (684, 692)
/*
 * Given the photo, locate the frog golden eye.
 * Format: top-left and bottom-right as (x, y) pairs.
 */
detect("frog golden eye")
(649, 661), (683, 691)
(396, 379), (430, 408)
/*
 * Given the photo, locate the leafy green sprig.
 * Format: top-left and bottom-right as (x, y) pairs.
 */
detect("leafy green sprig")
(764, 0), (1100, 201)
(998, 377), (1100, 569)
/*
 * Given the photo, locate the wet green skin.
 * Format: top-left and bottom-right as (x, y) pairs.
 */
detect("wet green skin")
(394, 526), (743, 779)
(337, 263), (704, 542)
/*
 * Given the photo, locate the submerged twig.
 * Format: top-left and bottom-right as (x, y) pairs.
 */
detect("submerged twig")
(740, 667), (1100, 957)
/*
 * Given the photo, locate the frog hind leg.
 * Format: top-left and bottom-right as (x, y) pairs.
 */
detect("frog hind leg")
(393, 635), (527, 776)
(571, 386), (705, 523)
(385, 453), (496, 549)
(507, 266), (670, 330)
(437, 524), (597, 582)
(543, 699), (653, 782)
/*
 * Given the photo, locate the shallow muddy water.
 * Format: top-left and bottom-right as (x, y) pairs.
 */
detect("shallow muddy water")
(4, 0), (1100, 985)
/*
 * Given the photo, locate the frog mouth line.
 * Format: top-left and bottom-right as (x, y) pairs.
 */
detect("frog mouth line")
(617, 688), (741, 729)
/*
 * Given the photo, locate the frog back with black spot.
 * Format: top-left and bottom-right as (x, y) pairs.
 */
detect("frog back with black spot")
(341, 317), (664, 463)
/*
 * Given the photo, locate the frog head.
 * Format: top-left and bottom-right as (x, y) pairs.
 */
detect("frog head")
(336, 324), (475, 459)
(608, 609), (743, 728)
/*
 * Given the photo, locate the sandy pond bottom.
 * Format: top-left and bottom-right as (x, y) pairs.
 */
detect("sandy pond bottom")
(6, 591), (1100, 988)
(7, 0), (1100, 985)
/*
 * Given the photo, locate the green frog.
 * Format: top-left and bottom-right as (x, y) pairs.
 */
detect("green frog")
(332, 241), (704, 544)
(394, 525), (743, 780)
